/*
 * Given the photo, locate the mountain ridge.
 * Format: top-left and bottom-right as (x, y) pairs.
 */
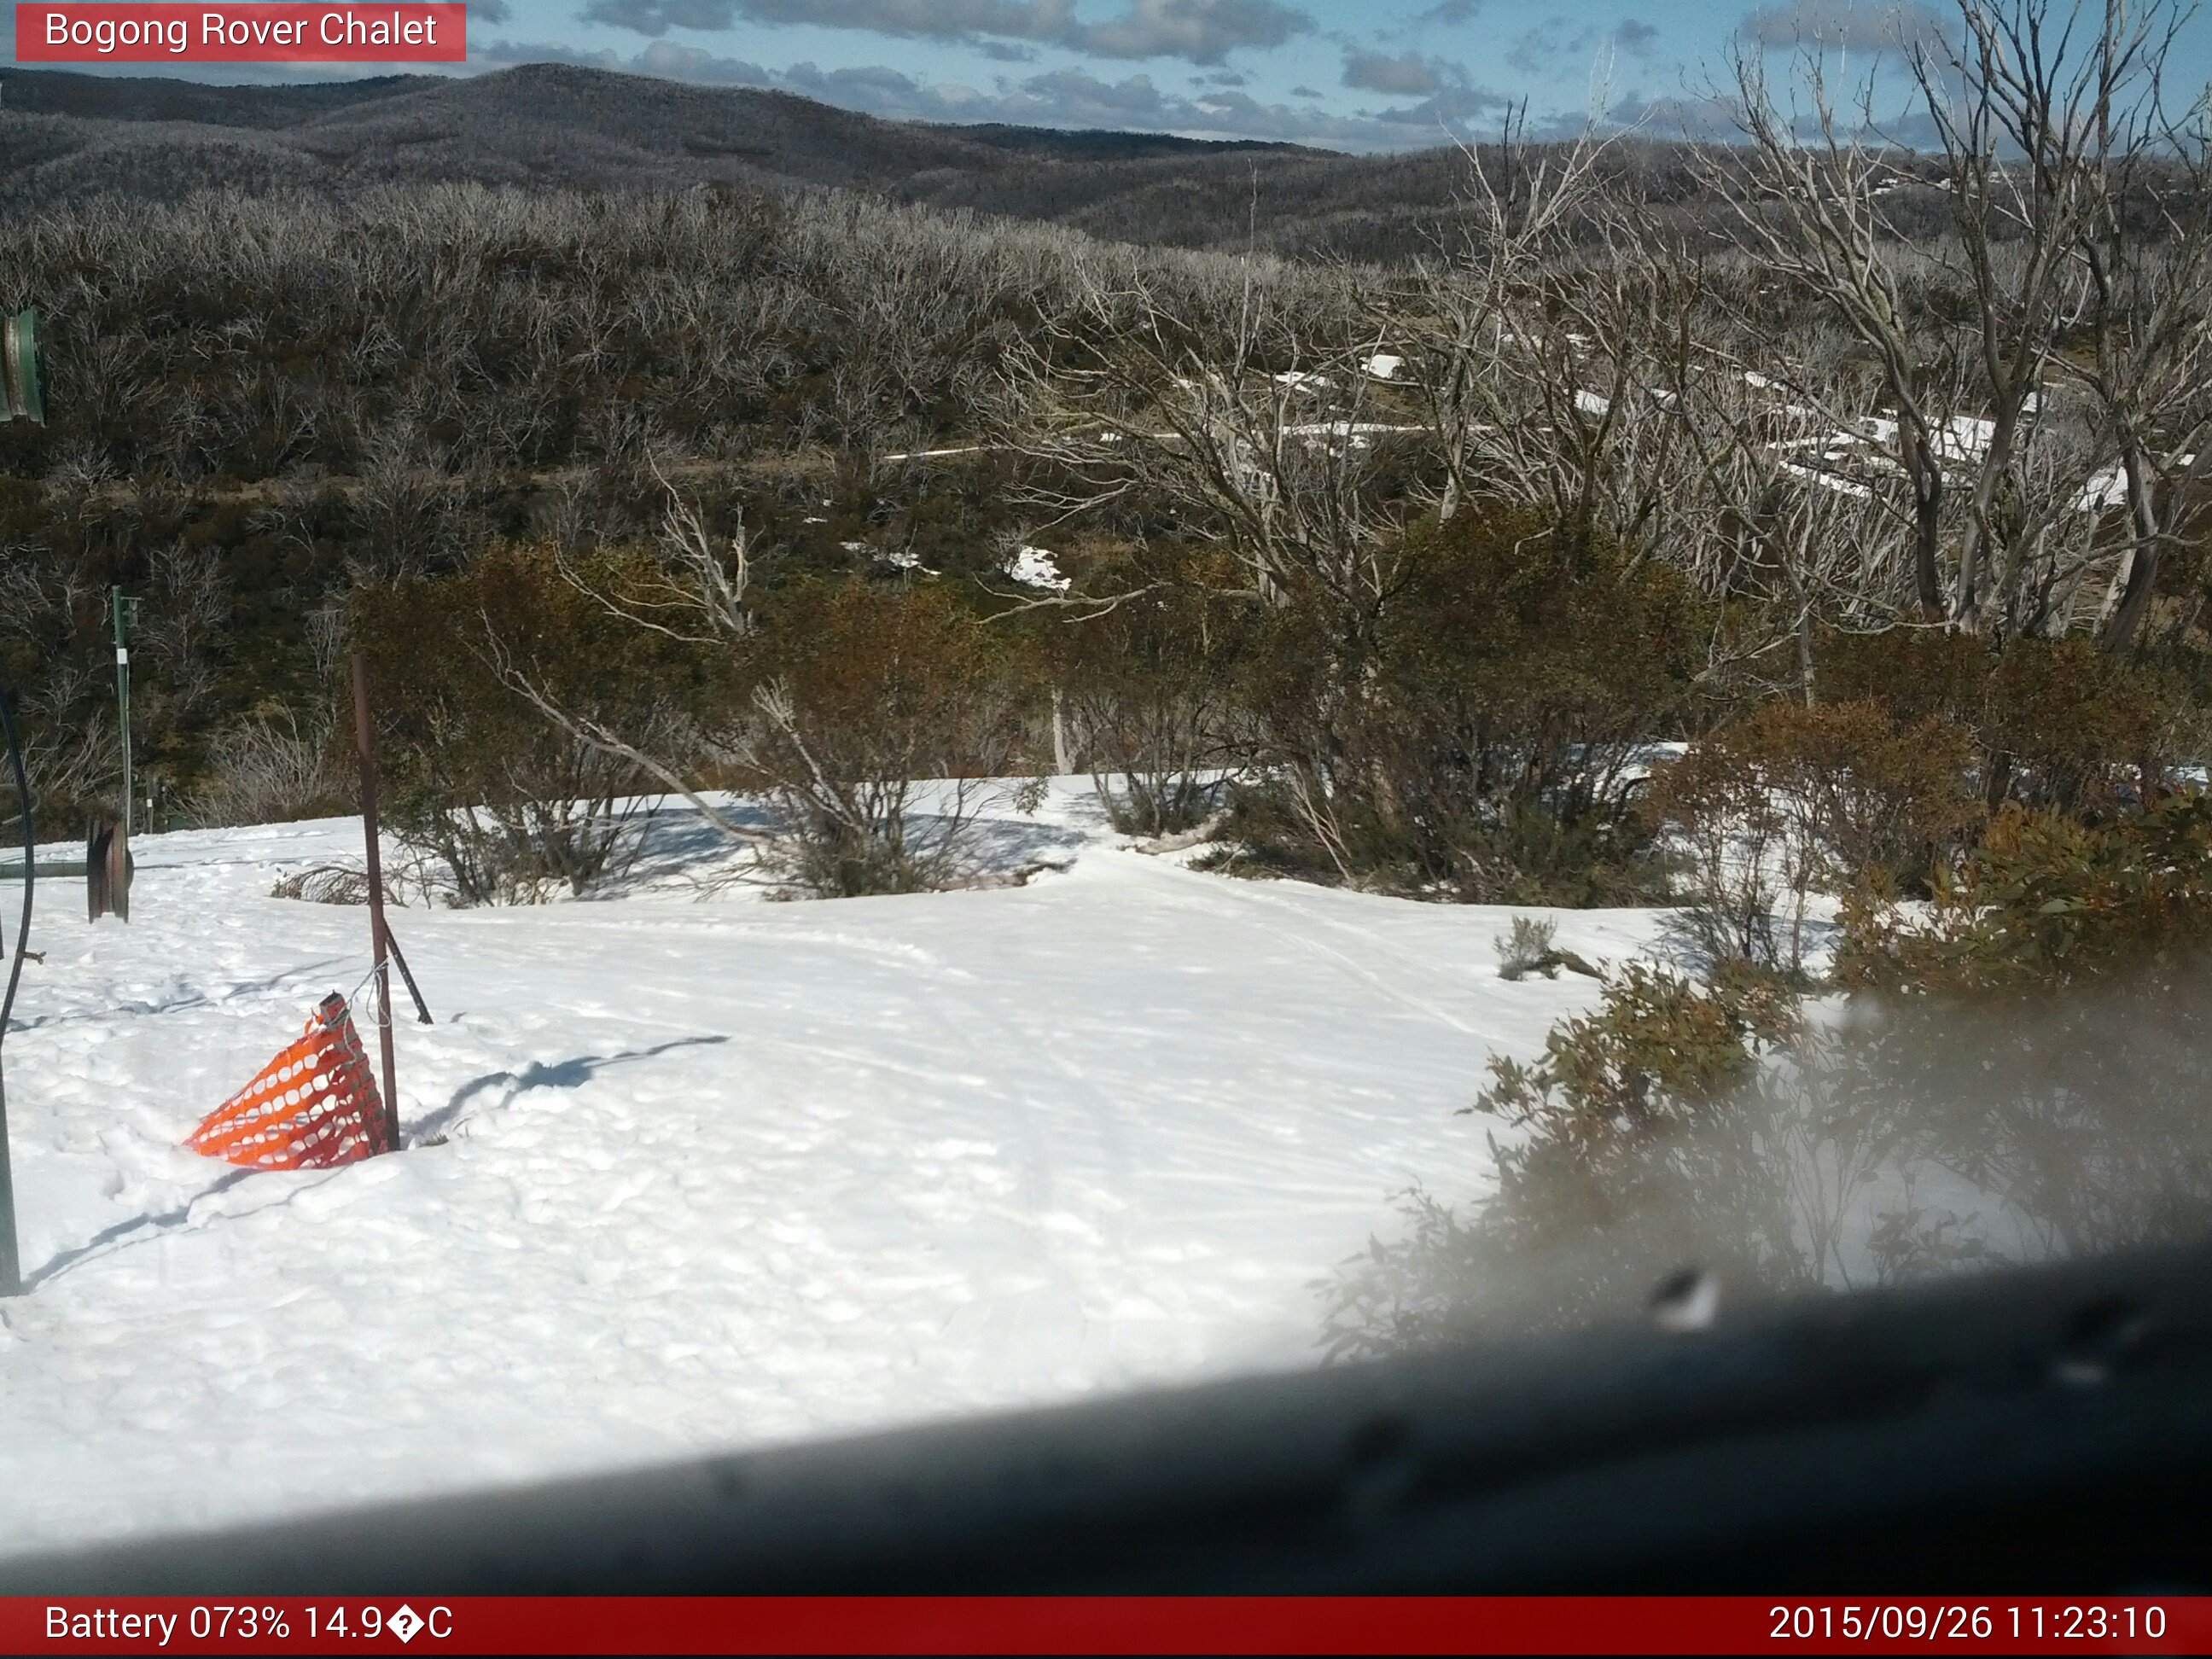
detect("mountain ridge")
(0, 62), (1506, 255)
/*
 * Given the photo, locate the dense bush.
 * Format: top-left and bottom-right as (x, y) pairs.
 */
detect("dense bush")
(1818, 631), (2180, 814)
(742, 579), (1042, 897)
(0, 184), (1338, 830)
(1328, 793), (2212, 1358)
(1223, 508), (1705, 903)
(353, 544), (713, 904)
(1323, 964), (1805, 1356)
(1831, 797), (2212, 1256)
(1646, 700), (1980, 974)
(1035, 545), (1251, 836)
(1839, 794), (2212, 993)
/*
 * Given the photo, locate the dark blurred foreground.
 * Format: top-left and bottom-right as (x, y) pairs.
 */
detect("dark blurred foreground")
(5, 1235), (2208, 1594)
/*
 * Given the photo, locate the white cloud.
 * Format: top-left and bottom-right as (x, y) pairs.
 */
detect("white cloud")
(1342, 50), (1447, 96)
(578, 0), (1311, 65)
(1740, 0), (1946, 53)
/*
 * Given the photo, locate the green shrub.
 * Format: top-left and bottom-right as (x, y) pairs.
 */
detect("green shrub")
(1839, 794), (2212, 992)
(1323, 964), (1804, 1356)
(1033, 544), (1250, 836)
(1833, 796), (2212, 1255)
(742, 579), (1041, 896)
(1818, 629), (2180, 815)
(1979, 640), (2174, 813)
(1230, 507), (1705, 903)
(1646, 699), (1981, 973)
(1329, 794), (2212, 1361)
(354, 544), (715, 904)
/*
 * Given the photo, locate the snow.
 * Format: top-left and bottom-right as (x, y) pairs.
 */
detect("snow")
(2075, 455), (2194, 513)
(0, 783), (1660, 1554)
(1782, 460), (1876, 499)
(2077, 467), (2130, 511)
(880, 444), (992, 464)
(1363, 353), (1403, 381)
(1935, 414), (1997, 463)
(1272, 421), (1423, 457)
(1002, 545), (1070, 592)
(1279, 421), (1421, 439)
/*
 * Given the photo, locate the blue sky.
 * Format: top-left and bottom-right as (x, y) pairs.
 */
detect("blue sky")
(469, 0), (1706, 147)
(12, 1), (2212, 152)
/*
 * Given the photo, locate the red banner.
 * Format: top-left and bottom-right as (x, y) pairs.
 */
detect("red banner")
(13, 4), (465, 62)
(3, 1597), (2208, 1655)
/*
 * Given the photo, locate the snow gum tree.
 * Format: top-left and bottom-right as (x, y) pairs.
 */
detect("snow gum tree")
(353, 543), (709, 903)
(468, 474), (1048, 899)
(1721, 0), (2212, 648)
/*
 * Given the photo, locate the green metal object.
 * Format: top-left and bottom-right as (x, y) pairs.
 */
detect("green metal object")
(1, 310), (43, 426)
(113, 589), (140, 848)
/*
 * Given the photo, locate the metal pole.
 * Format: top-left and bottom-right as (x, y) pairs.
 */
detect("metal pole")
(113, 588), (131, 847)
(0, 685), (33, 1296)
(351, 653), (402, 1155)
(383, 928), (434, 1027)
(2, 306), (44, 1294)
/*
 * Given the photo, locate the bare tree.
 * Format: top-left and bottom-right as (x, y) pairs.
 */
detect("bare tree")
(2057, 6), (2212, 649)
(1000, 247), (1423, 873)
(1719, 0), (2212, 644)
(491, 470), (768, 848)
(186, 709), (343, 829)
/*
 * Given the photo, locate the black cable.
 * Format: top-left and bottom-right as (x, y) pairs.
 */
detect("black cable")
(0, 683), (31, 1295)
(0, 689), (29, 1038)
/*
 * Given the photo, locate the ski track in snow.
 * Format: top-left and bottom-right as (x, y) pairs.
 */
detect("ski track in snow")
(0, 783), (1663, 1551)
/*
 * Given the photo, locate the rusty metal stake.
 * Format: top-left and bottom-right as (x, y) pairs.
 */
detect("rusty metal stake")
(384, 927), (434, 1027)
(351, 653), (403, 1154)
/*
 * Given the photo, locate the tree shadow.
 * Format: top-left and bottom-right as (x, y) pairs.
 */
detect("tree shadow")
(9, 956), (352, 1033)
(20, 1038), (730, 1291)
(965, 814), (1090, 870)
(410, 1033), (730, 1144)
(26, 1168), (261, 1290)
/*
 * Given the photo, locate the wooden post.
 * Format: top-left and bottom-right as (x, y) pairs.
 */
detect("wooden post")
(351, 653), (402, 1155)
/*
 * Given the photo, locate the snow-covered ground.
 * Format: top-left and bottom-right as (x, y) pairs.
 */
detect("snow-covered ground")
(0, 782), (1662, 1553)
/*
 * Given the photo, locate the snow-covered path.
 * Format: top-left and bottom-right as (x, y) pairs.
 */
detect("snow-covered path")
(0, 785), (1659, 1551)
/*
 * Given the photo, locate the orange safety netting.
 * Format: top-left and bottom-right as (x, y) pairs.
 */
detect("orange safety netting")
(184, 992), (392, 1170)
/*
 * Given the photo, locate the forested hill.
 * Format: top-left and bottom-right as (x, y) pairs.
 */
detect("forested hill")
(0, 61), (1665, 259)
(0, 64), (1340, 245)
